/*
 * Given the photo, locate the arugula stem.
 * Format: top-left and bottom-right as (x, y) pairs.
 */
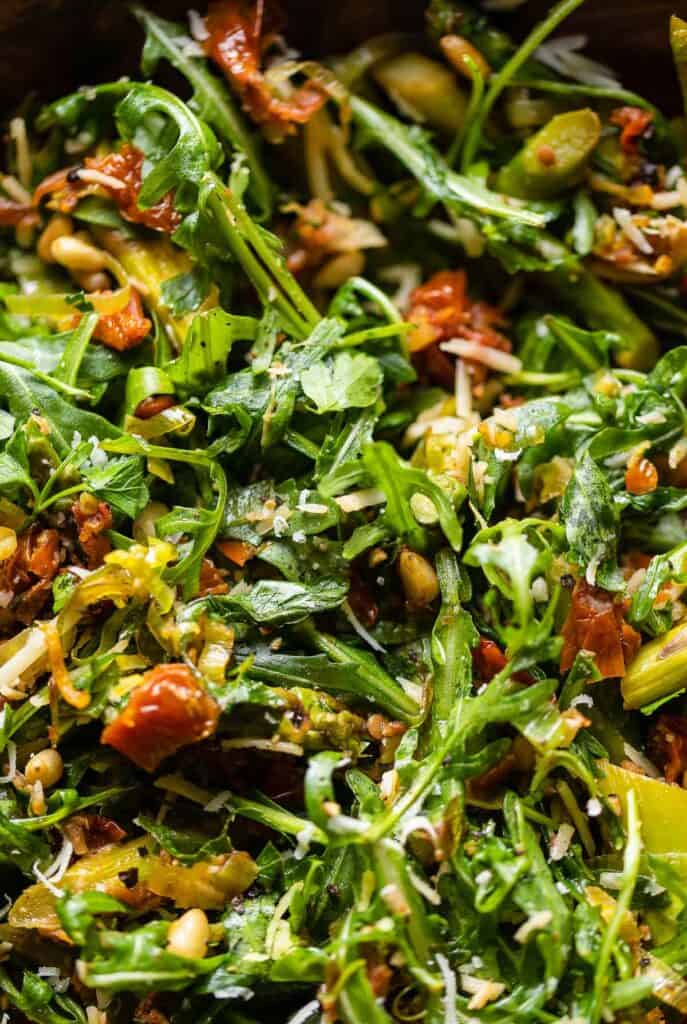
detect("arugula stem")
(54, 312), (99, 389)
(203, 178), (314, 338)
(591, 790), (642, 1023)
(447, 57), (484, 169)
(0, 352), (93, 402)
(337, 323), (412, 349)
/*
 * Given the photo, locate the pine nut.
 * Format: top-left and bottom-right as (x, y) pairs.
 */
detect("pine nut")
(51, 235), (108, 273)
(0, 527), (17, 562)
(166, 908), (209, 959)
(73, 270), (110, 293)
(25, 747), (64, 788)
(398, 548), (440, 606)
(37, 215), (73, 263)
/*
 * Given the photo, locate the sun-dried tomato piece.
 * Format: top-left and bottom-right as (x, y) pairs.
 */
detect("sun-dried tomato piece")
(25, 529), (61, 580)
(217, 538), (256, 567)
(625, 452), (659, 495)
(101, 663), (220, 772)
(198, 558), (229, 597)
(560, 579), (641, 678)
(472, 636), (532, 685)
(0, 197), (38, 227)
(649, 714), (687, 784)
(134, 395), (176, 420)
(63, 813), (127, 855)
(34, 144), (180, 234)
(407, 269), (512, 389)
(134, 995), (170, 1024)
(473, 636), (507, 682)
(203, 1), (326, 141)
(609, 106), (654, 153)
(72, 499), (113, 569)
(92, 289), (152, 352)
(348, 570), (379, 629)
(0, 528), (62, 631)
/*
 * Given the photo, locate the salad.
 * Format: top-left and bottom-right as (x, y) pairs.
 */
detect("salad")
(2, 1), (687, 1021)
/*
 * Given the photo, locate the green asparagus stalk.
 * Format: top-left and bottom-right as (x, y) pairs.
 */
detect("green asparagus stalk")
(497, 109), (601, 199)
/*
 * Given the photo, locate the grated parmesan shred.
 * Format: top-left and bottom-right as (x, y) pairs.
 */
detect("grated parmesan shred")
(342, 599), (386, 653)
(514, 909), (553, 944)
(549, 823), (575, 862)
(33, 836), (74, 897)
(436, 953), (458, 1024)
(335, 487), (386, 514)
(440, 339), (522, 374)
(613, 207), (653, 255)
(0, 740), (17, 783)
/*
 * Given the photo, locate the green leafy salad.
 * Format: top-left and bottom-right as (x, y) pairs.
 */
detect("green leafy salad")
(4, 1), (687, 1021)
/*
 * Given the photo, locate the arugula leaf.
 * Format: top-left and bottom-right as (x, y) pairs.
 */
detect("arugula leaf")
(0, 807), (50, 873)
(0, 450), (39, 503)
(160, 266), (212, 317)
(191, 578), (348, 626)
(168, 308), (258, 396)
(115, 82), (221, 212)
(82, 457), (149, 519)
(0, 364), (121, 457)
(157, 461), (228, 598)
(560, 452), (622, 590)
(301, 352), (383, 414)
(135, 814), (233, 864)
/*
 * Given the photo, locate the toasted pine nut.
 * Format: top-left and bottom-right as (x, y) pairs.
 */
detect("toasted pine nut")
(0, 527), (17, 562)
(51, 235), (108, 273)
(167, 908), (209, 959)
(313, 250), (365, 289)
(38, 215), (73, 263)
(73, 270), (110, 292)
(440, 34), (491, 80)
(25, 748), (64, 788)
(398, 548), (440, 606)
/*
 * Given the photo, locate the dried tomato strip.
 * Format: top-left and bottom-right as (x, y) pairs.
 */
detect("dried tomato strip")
(101, 663), (220, 772)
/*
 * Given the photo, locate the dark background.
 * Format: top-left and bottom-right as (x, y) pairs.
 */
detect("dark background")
(0, 1), (685, 113)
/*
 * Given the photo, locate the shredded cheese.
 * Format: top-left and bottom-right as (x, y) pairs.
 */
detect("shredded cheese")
(549, 823), (575, 862)
(221, 738), (304, 756)
(535, 35), (619, 88)
(613, 207), (653, 255)
(0, 627), (48, 700)
(342, 599), (385, 653)
(408, 867), (442, 906)
(33, 836), (74, 897)
(436, 954), (458, 1024)
(622, 742), (660, 778)
(378, 263), (421, 313)
(514, 909), (553, 944)
(334, 487), (386, 514)
(188, 9), (210, 40)
(203, 789), (232, 813)
(441, 338), (522, 374)
(460, 974), (506, 1011)
(287, 1001), (322, 1024)
(0, 740), (17, 783)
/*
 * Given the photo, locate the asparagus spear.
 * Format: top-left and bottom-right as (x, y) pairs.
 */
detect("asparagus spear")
(671, 16), (687, 119)
(621, 621), (687, 709)
(497, 109), (601, 199)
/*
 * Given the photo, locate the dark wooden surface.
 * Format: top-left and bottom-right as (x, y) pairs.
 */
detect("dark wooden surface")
(0, 1), (685, 112)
